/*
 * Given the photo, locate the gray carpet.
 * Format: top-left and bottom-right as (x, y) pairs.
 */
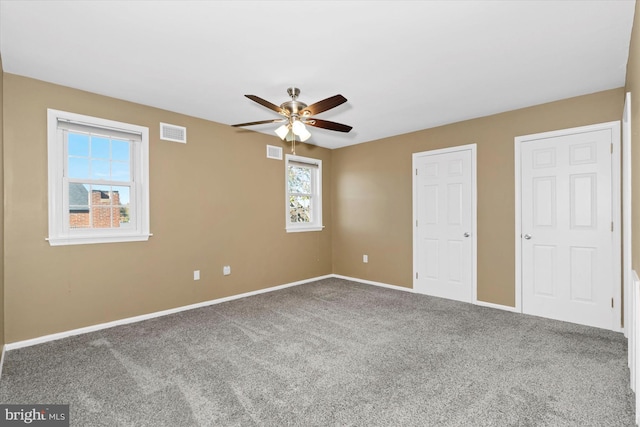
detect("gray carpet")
(0, 278), (635, 426)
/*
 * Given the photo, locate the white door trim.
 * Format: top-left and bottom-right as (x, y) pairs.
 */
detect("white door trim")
(412, 143), (478, 303)
(623, 92), (632, 336)
(514, 121), (622, 331)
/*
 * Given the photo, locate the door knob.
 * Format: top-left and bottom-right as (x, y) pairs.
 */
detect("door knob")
(524, 234), (532, 240)
(463, 232), (470, 237)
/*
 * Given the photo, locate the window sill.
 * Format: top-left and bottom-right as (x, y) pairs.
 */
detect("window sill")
(286, 225), (324, 233)
(47, 233), (152, 246)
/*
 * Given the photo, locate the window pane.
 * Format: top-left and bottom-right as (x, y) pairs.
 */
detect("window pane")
(68, 182), (90, 229)
(288, 166), (311, 194)
(91, 137), (110, 159)
(69, 183), (89, 205)
(68, 133), (89, 157)
(69, 210), (91, 229)
(111, 139), (130, 162)
(68, 184), (130, 229)
(92, 207), (113, 228)
(111, 161), (130, 182)
(111, 186), (131, 227)
(90, 186), (116, 229)
(111, 186), (130, 205)
(90, 159), (110, 180)
(68, 157), (89, 179)
(90, 185), (112, 204)
(290, 195), (311, 223)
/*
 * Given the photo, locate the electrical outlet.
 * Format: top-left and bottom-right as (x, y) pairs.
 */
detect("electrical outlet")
(223, 265), (231, 276)
(363, 255), (368, 263)
(193, 270), (200, 280)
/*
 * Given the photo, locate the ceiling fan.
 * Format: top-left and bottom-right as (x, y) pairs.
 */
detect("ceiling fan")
(231, 87), (352, 153)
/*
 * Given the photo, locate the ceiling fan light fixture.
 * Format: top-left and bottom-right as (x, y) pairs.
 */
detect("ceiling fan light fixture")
(275, 124), (290, 140)
(299, 127), (312, 142)
(285, 129), (295, 142)
(292, 120), (311, 142)
(291, 119), (305, 134)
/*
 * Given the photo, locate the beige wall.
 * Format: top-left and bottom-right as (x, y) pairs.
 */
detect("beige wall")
(627, 1), (640, 276)
(3, 74), (333, 343)
(2, 65), (628, 342)
(332, 88), (624, 307)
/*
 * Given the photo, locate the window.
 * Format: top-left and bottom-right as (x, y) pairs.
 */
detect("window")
(47, 109), (150, 245)
(286, 154), (323, 232)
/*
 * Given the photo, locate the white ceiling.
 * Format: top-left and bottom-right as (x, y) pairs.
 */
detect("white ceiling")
(0, 1), (636, 149)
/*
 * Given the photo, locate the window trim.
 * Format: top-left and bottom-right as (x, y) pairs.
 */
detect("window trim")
(285, 154), (323, 233)
(47, 109), (150, 246)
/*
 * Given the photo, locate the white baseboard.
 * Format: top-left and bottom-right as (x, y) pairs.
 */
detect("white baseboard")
(333, 274), (522, 315)
(0, 344), (5, 381)
(474, 299), (519, 313)
(6, 275), (333, 351)
(4, 273), (524, 352)
(331, 274), (414, 293)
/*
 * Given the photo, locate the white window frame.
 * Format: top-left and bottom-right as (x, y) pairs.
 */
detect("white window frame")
(285, 154), (323, 233)
(47, 109), (150, 246)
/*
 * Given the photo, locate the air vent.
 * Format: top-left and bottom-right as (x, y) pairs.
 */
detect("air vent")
(267, 145), (283, 160)
(160, 122), (187, 143)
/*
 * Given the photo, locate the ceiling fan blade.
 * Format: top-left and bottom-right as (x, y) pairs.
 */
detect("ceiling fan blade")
(305, 118), (352, 133)
(245, 95), (287, 115)
(300, 94), (347, 116)
(231, 119), (286, 127)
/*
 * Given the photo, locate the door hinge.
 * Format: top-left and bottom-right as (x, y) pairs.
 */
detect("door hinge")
(415, 168), (418, 176)
(611, 143), (613, 154)
(611, 298), (614, 308)
(416, 220), (418, 227)
(611, 222), (614, 232)
(416, 272), (418, 279)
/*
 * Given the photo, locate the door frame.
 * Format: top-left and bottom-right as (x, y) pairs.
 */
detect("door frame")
(412, 143), (478, 303)
(623, 92), (632, 336)
(514, 121), (621, 331)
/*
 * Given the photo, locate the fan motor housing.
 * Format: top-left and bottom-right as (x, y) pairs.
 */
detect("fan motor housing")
(280, 100), (307, 115)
